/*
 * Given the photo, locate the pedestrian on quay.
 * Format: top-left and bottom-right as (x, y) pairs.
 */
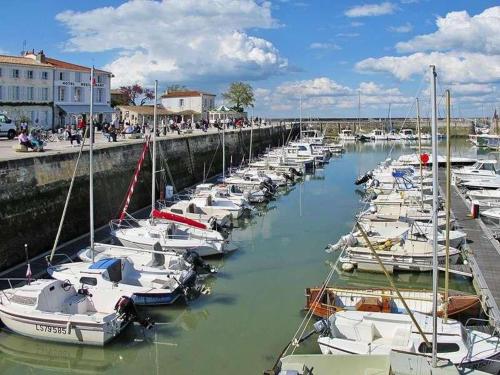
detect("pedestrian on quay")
(66, 125), (81, 146)
(18, 130), (36, 150)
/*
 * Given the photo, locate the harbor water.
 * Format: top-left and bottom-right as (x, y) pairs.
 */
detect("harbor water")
(0, 140), (480, 374)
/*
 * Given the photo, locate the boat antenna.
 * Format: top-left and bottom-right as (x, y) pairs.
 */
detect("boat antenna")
(357, 90), (361, 133)
(444, 89), (451, 321)
(299, 95), (302, 140)
(430, 64), (439, 367)
(90, 65), (95, 262)
(222, 114), (226, 182)
(24, 244), (32, 285)
(151, 80), (158, 224)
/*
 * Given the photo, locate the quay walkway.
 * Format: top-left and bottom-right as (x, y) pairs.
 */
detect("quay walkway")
(441, 171), (500, 326)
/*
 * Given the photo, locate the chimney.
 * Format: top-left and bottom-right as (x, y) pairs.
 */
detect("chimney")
(36, 50), (46, 63)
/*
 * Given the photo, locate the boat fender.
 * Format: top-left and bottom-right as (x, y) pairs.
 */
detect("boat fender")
(341, 262), (355, 272)
(369, 204), (377, 214)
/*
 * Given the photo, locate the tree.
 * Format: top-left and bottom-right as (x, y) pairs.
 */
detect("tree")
(119, 84), (155, 106)
(222, 82), (254, 112)
(120, 84), (143, 105)
(140, 88), (155, 106)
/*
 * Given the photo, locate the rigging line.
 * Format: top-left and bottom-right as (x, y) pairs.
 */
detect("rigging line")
(49, 127), (89, 262)
(286, 190), (375, 357)
(204, 130), (222, 181)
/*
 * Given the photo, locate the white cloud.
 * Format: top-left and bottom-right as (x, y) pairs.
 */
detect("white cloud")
(56, 0), (287, 87)
(396, 7), (500, 54)
(255, 78), (411, 113)
(356, 51), (500, 83)
(336, 32), (360, 38)
(388, 22), (412, 33)
(350, 21), (364, 27)
(345, 2), (396, 17)
(309, 42), (341, 50)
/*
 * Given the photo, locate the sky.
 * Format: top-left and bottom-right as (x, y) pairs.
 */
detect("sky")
(1, 0), (498, 118)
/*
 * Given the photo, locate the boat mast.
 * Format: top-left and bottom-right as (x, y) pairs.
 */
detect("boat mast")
(430, 65), (439, 367)
(388, 103), (392, 133)
(222, 113), (225, 182)
(151, 80), (158, 223)
(249, 107), (254, 163)
(299, 95), (302, 140)
(416, 98), (424, 210)
(444, 89), (451, 322)
(90, 66), (95, 262)
(357, 90), (361, 133)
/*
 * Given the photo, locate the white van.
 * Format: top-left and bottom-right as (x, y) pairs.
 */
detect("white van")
(0, 114), (16, 139)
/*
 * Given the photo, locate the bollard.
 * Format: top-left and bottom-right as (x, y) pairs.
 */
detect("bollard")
(470, 201), (479, 219)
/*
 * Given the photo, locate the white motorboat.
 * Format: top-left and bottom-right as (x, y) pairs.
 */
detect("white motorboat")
(460, 177), (500, 190)
(369, 129), (387, 141)
(48, 257), (196, 306)
(160, 199), (232, 228)
(386, 131), (401, 141)
(359, 204), (446, 223)
(0, 279), (142, 346)
(190, 195), (243, 219)
(317, 310), (500, 371)
(399, 128), (417, 141)
(480, 208), (500, 225)
(339, 129), (356, 141)
(110, 219), (232, 257)
(467, 189), (500, 201)
(453, 160), (497, 182)
(340, 238), (461, 272)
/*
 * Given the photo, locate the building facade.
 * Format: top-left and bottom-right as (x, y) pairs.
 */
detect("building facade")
(46, 57), (114, 127)
(161, 90), (215, 120)
(0, 53), (54, 128)
(0, 50), (114, 130)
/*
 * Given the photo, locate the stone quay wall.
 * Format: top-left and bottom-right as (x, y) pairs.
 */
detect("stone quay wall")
(0, 125), (293, 271)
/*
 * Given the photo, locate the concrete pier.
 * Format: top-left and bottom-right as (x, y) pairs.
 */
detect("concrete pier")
(0, 125), (293, 271)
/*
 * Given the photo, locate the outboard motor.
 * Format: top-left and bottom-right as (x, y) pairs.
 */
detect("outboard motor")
(289, 167), (303, 177)
(115, 296), (154, 329)
(183, 250), (217, 275)
(355, 171), (373, 185)
(283, 173), (294, 184)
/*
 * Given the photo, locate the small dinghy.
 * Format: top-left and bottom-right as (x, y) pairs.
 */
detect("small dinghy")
(0, 279), (151, 346)
(305, 286), (480, 319)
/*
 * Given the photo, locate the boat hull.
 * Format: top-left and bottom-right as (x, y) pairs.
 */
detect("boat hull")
(0, 307), (123, 346)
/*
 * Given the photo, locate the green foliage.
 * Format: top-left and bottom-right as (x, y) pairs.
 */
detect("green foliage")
(222, 82), (254, 112)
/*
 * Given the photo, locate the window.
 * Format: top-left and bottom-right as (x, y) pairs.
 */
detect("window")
(58, 86), (66, 101)
(75, 72), (81, 82)
(26, 70), (34, 79)
(79, 277), (97, 286)
(26, 87), (34, 101)
(0, 68), (2, 77)
(11, 86), (20, 100)
(74, 87), (82, 102)
(418, 342), (460, 354)
(58, 71), (66, 81)
(41, 71), (48, 80)
(96, 88), (104, 103)
(12, 69), (20, 78)
(179, 98), (184, 107)
(41, 87), (49, 101)
(0, 85), (2, 100)
(97, 74), (103, 83)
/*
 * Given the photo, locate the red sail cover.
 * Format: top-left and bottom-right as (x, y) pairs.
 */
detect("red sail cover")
(152, 209), (207, 229)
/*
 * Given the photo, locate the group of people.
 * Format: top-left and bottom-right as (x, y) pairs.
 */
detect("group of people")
(18, 129), (45, 152)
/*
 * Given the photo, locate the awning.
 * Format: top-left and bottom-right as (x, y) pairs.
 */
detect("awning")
(57, 104), (116, 114)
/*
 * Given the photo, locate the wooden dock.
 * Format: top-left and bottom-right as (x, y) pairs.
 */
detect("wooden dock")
(441, 171), (500, 326)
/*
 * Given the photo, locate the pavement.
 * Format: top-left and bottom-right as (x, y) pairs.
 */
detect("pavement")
(0, 124), (280, 162)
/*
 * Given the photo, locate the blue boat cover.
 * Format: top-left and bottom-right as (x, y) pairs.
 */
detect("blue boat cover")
(89, 258), (121, 270)
(392, 170), (406, 178)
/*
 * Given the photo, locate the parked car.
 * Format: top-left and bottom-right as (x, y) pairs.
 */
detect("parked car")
(0, 114), (17, 139)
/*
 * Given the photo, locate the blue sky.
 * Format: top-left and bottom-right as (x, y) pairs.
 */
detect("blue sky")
(1, 0), (498, 118)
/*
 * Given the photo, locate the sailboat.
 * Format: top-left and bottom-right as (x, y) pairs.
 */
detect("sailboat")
(110, 83), (235, 257)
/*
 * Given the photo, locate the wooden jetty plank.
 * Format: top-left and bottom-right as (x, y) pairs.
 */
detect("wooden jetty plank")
(440, 171), (500, 325)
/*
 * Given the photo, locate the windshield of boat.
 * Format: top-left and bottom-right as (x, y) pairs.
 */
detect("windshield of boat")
(417, 342), (461, 354)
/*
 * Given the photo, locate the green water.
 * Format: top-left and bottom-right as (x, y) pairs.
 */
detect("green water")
(0, 140), (481, 374)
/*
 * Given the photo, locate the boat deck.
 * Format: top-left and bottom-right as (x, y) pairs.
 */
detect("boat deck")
(440, 170), (500, 325)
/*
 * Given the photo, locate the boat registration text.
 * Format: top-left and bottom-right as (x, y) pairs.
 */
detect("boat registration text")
(35, 324), (67, 334)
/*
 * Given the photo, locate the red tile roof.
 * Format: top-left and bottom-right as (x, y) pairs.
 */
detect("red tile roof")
(45, 58), (113, 75)
(0, 54), (53, 67)
(161, 90), (215, 98)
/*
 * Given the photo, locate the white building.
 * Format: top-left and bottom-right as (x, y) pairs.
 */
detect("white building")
(46, 56), (114, 127)
(0, 52), (54, 128)
(161, 90), (215, 121)
(0, 50), (114, 130)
